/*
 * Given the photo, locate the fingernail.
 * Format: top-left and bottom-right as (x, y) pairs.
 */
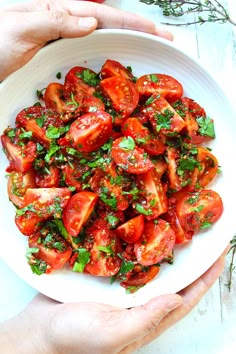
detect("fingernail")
(78, 17), (97, 30)
(166, 295), (183, 311)
(155, 26), (174, 41)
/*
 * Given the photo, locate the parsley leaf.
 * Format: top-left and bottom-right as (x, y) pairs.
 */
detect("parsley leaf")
(196, 116), (215, 138)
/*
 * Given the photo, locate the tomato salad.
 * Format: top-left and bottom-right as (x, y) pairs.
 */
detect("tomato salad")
(1, 59), (223, 293)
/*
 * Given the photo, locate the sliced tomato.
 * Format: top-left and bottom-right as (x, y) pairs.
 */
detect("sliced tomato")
(164, 200), (193, 244)
(100, 76), (139, 118)
(85, 225), (122, 276)
(62, 191), (98, 237)
(100, 59), (134, 80)
(7, 171), (36, 207)
(1, 134), (37, 173)
(166, 146), (182, 191)
(63, 163), (89, 192)
(44, 82), (81, 115)
(15, 212), (43, 236)
(122, 117), (165, 156)
(81, 94), (105, 113)
(35, 165), (60, 188)
(89, 164), (129, 211)
(15, 187), (71, 235)
(114, 214), (145, 243)
(144, 94), (186, 135)
(111, 137), (153, 174)
(28, 230), (72, 272)
(134, 219), (176, 266)
(61, 111), (112, 153)
(134, 169), (168, 219)
(176, 189), (223, 233)
(189, 147), (219, 189)
(15, 106), (61, 147)
(64, 66), (97, 97)
(136, 73), (183, 102)
(121, 265), (160, 289)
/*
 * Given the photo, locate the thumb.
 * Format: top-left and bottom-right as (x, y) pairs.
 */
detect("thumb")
(115, 294), (183, 347)
(11, 11), (98, 43)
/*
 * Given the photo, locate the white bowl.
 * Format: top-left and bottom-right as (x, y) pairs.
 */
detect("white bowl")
(0, 29), (235, 308)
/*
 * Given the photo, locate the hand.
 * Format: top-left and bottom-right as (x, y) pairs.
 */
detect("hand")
(0, 0), (173, 81)
(0, 248), (227, 354)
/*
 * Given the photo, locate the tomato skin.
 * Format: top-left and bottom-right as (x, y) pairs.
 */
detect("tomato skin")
(100, 59), (134, 80)
(62, 111), (112, 153)
(134, 219), (176, 266)
(111, 137), (154, 175)
(1, 134), (37, 173)
(122, 117), (165, 156)
(114, 214), (145, 243)
(28, 232), (72, 271)
(62, 191), (98, 237)
(121, 265), (160, 289)
(7, 171), (36, 207)
(176, 189), (223, 233)
(85, 224), (122, 277)
(100, 76), (139, 118)
(136, 73), (183, 102)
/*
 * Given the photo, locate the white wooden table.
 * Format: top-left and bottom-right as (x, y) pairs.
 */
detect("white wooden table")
(0, 0), (236, 353)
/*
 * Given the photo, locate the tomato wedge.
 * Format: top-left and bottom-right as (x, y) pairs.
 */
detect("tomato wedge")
(100, 59), (134, 80)
(176, 189), (223, 233)
(35, 165), (60, 188)
(1, 134), (37, 173)
(84, 224), (122, 276)
(16, 106), (62, 147)
(114, 214), (145, 243)
(144, 94), (186, 135)
(100, 76), (139, 118)
(136, 73), (183, 102)
(28, 231), (72, 272)
(134, 219), (176, 266)
(64, 66), (97, 97)
(121, 265), (160, 289)
(122, 117), (165, 156)
(62, 191), (98, 237)
(15, 188), (71, 236)
(60, 111), (112, 153)
(7, 171), (36, 207)
(190, 147), (219, 189)
(44, 82), (81, 115)
(134, 169), (168, 219)
(111, 137), (154, 174)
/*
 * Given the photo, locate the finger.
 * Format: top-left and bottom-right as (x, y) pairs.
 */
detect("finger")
(61, 1), (173, 40)
(110, 294), (182, 350)
(8, 11), (98, 43)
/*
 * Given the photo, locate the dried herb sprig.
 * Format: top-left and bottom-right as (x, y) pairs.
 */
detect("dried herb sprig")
(226, 235), (236, 291)
(139, 0), (236, 27)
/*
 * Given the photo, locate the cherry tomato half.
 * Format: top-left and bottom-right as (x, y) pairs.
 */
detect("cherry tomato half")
(134, 219), (176, 266)
(176, 189), (223, 233)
